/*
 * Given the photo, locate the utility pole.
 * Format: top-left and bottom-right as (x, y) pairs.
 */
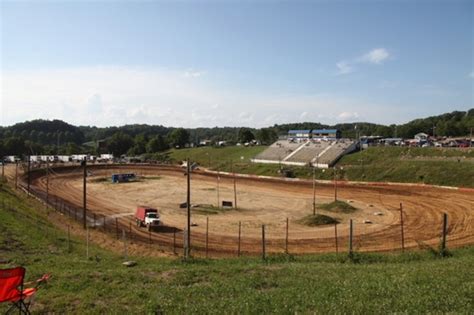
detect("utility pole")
(46, 161), (50, 208)
(15, 161), (18, 189)
(312, 167), (316, 215)
(216, 167), (220, 208)
(334, 167), (338, 202)
(186, 158), (191, 259)
(83, 157), (87, 230)
(27, 156), (31, 196)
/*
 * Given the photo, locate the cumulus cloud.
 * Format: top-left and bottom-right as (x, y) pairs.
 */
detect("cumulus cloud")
(360, 48), (390, 64)
(337, 112), (359, 121)
(336, 47), (391, 75)
(336, 61), (354, 75)
(2, 65), (405, 127)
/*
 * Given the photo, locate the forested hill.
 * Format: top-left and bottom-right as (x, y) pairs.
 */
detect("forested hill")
(0, 109), (472, 156)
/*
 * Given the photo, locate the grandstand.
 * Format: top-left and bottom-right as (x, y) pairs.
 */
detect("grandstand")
(252, 129), (357, 168)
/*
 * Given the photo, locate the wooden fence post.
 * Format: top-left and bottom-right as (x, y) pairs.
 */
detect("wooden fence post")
(400, 203), (405, 251)
(334, 222), (338, 254)
(206, 217), (209, 258)
(173, 229), (176, 254)
(349, 219), (353, 258)
(285, 218), (289, 254)
(441, 213), (448, 255)
(262, 224), (266, 261)
(115, 218), (119, 239)
(238, 221), (241, 257)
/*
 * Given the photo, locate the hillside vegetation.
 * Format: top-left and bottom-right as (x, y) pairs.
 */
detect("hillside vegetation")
(170, 146), (474, 188)
(0, 182), (473, 313)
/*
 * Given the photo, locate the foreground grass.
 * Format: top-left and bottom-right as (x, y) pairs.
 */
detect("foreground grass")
(0, 183), (473, 314)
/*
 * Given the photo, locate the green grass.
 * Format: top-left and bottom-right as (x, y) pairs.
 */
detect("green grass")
(338, 147), (474, 187)
(1, 181), (473, 314)
(168, 145), (267, 169)
(296, 214), (339, 226)
(192, 204), (231, 215)
(169, 145), (474, 187)
(319, 200), (358, 213)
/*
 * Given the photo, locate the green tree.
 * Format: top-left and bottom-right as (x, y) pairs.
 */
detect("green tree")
(147, 135), (168, 153)
(107, 132), (134, 156)
(168, 128), (190, 148)
(256, 128), (277, 144)
(238, 128), (255, 143)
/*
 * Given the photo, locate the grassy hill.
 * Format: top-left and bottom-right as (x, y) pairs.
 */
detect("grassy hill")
(1, 181), (473, 313)
(169, 146), (474, 187)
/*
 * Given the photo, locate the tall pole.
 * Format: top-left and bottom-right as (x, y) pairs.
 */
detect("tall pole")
(334, 167), (338, 202)
(400, 203), (405, 251)
(232, 161), (237, 209)
(27, 156), (31, 195)
(216, 167), (220, 208)
(312, 167), (316, 215)
(186, 158), (191, 259)
(46, 161), (50, 208)
(15, 161), (18, 189)
(83, 157), (87, 230)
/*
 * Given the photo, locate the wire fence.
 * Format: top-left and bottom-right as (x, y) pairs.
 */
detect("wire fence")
(3, 164), (466, 260)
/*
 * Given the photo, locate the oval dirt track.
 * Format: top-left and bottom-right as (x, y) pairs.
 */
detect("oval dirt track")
(24, 164), (474, 256)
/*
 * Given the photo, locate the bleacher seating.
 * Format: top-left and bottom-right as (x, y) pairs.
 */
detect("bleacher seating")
(252, 139), (356, 167)
(254, 141), (302, 161)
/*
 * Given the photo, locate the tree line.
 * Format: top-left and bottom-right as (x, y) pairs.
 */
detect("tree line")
(0, 109), (472, 157)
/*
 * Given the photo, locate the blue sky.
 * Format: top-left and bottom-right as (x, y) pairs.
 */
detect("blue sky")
(1, 0), (473, 127)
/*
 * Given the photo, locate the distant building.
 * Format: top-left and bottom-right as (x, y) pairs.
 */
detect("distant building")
(311, 129), (341, 139)
(288, 130), (311, 140)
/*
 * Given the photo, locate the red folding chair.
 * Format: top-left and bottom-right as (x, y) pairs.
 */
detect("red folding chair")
(0, 267), (50, 314)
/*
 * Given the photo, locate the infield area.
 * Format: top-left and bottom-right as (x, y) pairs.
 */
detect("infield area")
(20, 164), (474, 257)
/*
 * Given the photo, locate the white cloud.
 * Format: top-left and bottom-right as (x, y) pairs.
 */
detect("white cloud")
(336, 48), (391, 74)
(2, 65), (409, 128)
(337, 112), (359, 121)
(361, 48), (390, 64)
(336, 61), (353, 75)
(184, 69), (205, 78)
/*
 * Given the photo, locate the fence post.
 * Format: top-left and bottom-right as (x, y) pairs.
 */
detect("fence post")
(400, 203), (405, 251)
(67, 225), (71, 253)
(103, 216), (106, 231)
(74, 208), (77, 221)
(262, 224), (266, 261)
(334, 223), (338, 254)
(173, 229), (177, 254)
(122, 230), (128, 260)
(149, 229), (152, 248)
(285, 218), (289, 254)
(115, 218), (119, 239)
(86, 226), (90, 260)
(129, 222), (132, 242)
(93, 213), (96, 228)
(349, 219), (353, 258)
(206, 217), (209, 258)
(238, 221), (241, 257)
(441, 213), (448, 255)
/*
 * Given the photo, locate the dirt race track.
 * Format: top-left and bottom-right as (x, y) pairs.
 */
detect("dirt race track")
(7, 164), (474, 257)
